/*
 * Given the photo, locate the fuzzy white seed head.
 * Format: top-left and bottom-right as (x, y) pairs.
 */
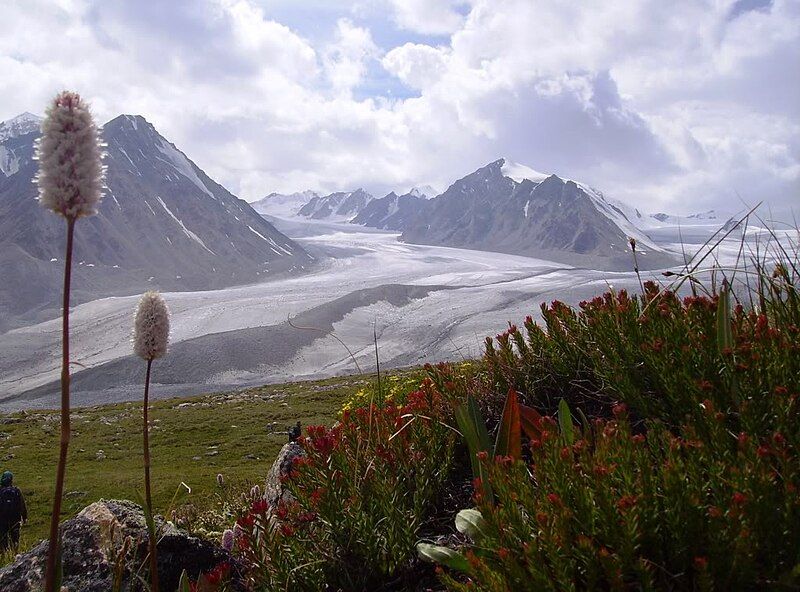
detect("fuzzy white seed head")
(35, 91), (105, 219)
(133, 291), (170, 361)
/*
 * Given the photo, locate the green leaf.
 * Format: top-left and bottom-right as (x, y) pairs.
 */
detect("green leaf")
(455, 508), (488, 541)
(134, 489), (158, 547)
(455, 395), (494, 501)
(716, 280), (733, 353)
(455, 396), (488, 448)
(417, 543), (471, 573)
(494, 389), (522, 460)
(558, 399), (575, 445)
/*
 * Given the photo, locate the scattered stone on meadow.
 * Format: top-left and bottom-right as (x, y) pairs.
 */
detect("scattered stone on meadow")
(95, 450), (106, 460)
(0, 499), (239, 592)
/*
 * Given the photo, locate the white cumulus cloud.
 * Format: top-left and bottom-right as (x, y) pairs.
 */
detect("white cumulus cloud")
(0, 0), (796, 217)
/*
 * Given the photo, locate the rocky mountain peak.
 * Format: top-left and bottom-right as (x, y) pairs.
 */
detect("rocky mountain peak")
(0, 112), (42, 142)
(0, 111), (310, 331)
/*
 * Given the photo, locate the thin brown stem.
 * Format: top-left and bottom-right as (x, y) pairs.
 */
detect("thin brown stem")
(143, 358), (160, 592)
(44, 216), (75, 592)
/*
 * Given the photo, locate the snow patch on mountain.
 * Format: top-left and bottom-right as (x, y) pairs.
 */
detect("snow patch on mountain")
(252, 191), (320, 218)
(0, 145), (21, 177)
(155, 195), (216, 255)
(156, 139), (215, 200)
(570, 183), (663, 252)
(407, 185), (439, 199)
(500, 158), (549, 183)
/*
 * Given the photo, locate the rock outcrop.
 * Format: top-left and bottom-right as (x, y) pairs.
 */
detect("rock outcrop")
(263, 441), (304, 506)
(0, 499), (234, 592)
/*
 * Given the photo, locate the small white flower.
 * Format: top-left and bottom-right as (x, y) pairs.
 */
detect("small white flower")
(35, 91), (105, 219)
(133, 291), (170, 361)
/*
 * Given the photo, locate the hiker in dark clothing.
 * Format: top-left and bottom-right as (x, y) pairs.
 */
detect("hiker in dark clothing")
(0, 471), (27, 552)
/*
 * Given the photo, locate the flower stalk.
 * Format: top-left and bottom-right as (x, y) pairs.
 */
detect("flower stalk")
(133, 290), (170, 592)
(37, 91), (104, 592)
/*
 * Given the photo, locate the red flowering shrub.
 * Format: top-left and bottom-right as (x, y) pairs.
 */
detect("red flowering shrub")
(437, 409), (800, 590)
(486, 279), (800, 440)
(433, 263), (800, 590)
(235, 378), (457, 590)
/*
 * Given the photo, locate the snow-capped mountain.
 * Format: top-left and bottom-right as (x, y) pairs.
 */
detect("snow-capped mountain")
(406, 185), (439, 199)
(0, 113), (310, 331)
(0, 112), (42, 143)
(297, 188), (373, 220)
(352, 191), (427, 231)
(251, 190), (319, 218)
(0, 113), (43, 177)
(397, 158), (676, 270)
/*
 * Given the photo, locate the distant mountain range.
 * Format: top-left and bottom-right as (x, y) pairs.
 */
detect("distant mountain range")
(251, 190), (319, 218)
(298, 188), (373, 220)
(0, 113), (310, 331)
(259, 158), (678, 270)
(253, 185), (437, 223)
(351, 191), (427, 231)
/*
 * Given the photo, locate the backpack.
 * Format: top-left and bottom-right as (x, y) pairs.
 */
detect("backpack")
(0, 486), (21, 527)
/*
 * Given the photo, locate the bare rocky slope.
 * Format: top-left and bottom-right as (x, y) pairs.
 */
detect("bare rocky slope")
(0, 114), (310, 331)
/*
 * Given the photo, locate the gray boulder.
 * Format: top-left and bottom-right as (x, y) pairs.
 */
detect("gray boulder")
(263, 441), (304, 506)
(0, 499), (234, 592)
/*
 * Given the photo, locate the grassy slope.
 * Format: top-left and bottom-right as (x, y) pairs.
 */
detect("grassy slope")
(0, 371), (400, 554)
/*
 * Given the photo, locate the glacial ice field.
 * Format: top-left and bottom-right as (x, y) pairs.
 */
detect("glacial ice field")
(0, 216), (793, 410)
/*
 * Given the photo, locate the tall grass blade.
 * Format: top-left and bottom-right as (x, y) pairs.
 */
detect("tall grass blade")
(716, 280), (733, 353)
(558, 399), (575, 445)
(454, 395), (493, 499)
(177, 569), (192, 592)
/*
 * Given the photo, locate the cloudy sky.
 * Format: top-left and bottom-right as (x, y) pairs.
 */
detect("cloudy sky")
(1, 0), (798, 216)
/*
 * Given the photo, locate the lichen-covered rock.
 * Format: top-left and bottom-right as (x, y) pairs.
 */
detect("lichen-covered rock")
(263, 441), (304, 506)
(0, 499), (233, 591)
